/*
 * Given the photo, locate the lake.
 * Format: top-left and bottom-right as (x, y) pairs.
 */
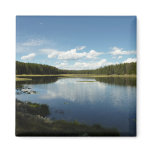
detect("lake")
(16, 76), (136, 136)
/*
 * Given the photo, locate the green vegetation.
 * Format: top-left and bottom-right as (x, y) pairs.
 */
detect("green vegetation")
(16, 100), (120, 136)
(16, 61), (136, 75)
(16, 100), (50, 117)
(16, 61), (61, 75)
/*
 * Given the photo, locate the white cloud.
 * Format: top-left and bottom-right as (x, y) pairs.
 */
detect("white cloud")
(21, 53), (36, 60)
(86, 50), (102, 59)
(48, 52), (59, 58)
(40, 47), (103, 60)
(56, 62), (68, 69)
(47, 50), (60, 58)
(118, 56), (122, 59)
(40, 48), (57, 54)
(74, 59), (107, 69)
(22, 39), (43, 46)
(123, 58), (137, 63)
(110, 47), (136, 55)
(58, 48), (102, 60)
(56, 59), (113, 70)
(58, 48), (86, 60)
(40, 49), (60, 58)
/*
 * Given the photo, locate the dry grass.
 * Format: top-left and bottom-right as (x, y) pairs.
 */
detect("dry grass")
(16, 74), (136, 78)
(16, 77), (32, 81)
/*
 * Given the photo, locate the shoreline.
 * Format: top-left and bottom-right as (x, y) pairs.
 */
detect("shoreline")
(16, 99), (120, 136)
(16, 77), (32, 81)
(16, 74), (136, 79)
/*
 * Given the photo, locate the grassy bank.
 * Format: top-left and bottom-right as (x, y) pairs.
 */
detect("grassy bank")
(16, 100), (120, 136)
(16, 77), (32, 81)
(16, 100), (50, 117)
(16, 74), (136, 78)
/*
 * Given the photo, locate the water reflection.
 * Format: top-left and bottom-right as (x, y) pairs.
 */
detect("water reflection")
(16, 76), (58, 86)
(95, 77), (136, 86)
(40, 78), (107, 103)
(16, 76), (136, 135)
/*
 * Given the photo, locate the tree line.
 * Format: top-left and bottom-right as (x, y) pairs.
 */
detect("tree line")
(16, 61), (136, 75)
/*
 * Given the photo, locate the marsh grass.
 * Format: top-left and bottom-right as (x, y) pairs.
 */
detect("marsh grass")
(16, 100), (50, 117)
(16, 77), (32, 81)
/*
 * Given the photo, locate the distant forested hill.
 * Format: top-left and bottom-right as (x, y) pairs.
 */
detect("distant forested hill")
(16, 61), (62, 75)
(16, 61), (136, 75)
(95, 62), (136, 75)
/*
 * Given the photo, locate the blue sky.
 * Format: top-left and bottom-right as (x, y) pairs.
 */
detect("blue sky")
(16, 16), (136, 70)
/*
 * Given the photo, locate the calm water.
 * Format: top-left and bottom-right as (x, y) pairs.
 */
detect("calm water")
(16, 77), (136, 136)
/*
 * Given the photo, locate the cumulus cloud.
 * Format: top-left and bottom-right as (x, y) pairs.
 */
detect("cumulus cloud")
(74, 59), (107, 69)
(40, 49), (60, 58)
(86, 50), (102, 59)
(47, 50), (60, 58)
(56, 59), (113, 70)
(56, 62), (68, 69)
(40, 47), (103, 60)
(58, 48), (102, 60)
(21, 53), (36, 60)
(58, 48), (86, 60)
(48, 52), (59, 58)
(110, 47), (136, 55)
(123, 58), (137, 63)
